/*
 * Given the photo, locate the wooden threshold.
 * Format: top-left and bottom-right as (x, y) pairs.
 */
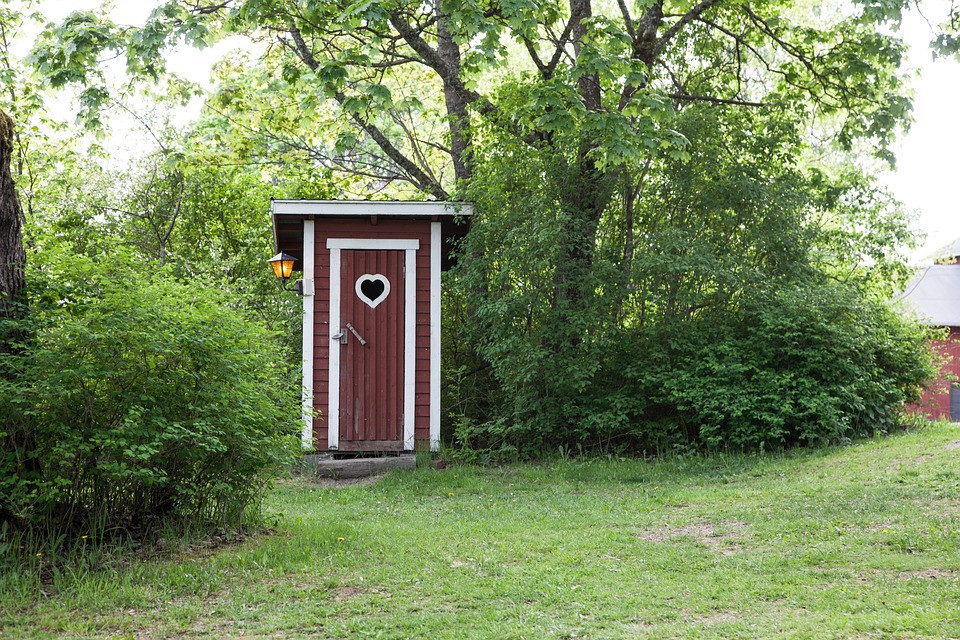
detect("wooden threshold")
(337, 439), (405, 452)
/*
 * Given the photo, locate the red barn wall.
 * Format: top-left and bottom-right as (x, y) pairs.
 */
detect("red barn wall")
(911, 326), (960, 420)
(310, 218), (433, 450)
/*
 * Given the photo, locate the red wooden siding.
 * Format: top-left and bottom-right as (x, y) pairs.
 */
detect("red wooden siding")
(910, 326), (960, 420)
(310, 219), (433, 450)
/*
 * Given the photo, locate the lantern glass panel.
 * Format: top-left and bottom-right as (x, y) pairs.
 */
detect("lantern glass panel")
(268, 253), (296, 280)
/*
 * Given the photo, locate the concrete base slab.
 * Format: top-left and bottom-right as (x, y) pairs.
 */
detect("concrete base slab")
(305, 454), (416, 479)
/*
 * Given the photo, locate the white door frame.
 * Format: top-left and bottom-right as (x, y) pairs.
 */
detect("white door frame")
(326, 238), (419, 450)
(301, 220), (315, 450)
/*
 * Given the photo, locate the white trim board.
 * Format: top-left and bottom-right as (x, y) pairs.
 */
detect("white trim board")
(301, 220), (315, 450)
(326, 238), (418, 451)
(403, 248), (416, 450)
(273, 200), (473, 217)
(429, 222), (441, 452)
(327, 238), (419, 251)
(327, 246), (342, 450)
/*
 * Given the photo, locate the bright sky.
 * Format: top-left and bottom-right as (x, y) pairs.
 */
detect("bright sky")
(31, 2), (960, 261)
(881, 10), (960, 261)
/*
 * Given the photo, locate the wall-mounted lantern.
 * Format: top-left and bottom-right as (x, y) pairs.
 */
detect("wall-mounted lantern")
(267, 252), (298, 292)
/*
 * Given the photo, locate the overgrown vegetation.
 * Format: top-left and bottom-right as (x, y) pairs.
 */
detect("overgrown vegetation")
(0, 245), (300, 534)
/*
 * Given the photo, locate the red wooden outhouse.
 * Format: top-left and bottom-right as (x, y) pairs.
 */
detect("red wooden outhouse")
(271, 200), (472, 453)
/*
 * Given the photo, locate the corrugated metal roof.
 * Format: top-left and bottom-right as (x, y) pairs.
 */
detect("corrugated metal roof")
(899, 265), (960, 326)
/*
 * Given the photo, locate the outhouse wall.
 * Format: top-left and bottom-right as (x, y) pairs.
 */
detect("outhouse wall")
(307, 218), (434, 450)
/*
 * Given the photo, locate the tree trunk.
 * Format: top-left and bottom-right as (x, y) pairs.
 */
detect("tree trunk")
(555, 156), (612, 299)
(543, 0), (616, 358)
(0, 109), (27, 528)
(549, 0), (608, 319)
(436, 13), (472, 183)
(0, 109), (26, 343)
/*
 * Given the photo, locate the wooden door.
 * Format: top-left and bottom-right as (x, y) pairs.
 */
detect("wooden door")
(338, 249), (405, 449)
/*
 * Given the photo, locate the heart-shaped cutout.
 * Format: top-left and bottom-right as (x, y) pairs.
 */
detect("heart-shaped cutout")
(355, 273), (390, 309)
(361, 278), (384, 301)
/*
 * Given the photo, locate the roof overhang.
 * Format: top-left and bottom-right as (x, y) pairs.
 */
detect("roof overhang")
(271, 199), (472, 218)
(270, 199), (473, 272)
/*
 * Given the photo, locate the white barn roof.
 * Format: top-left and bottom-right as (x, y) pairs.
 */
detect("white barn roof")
(899, 265), (960, 327)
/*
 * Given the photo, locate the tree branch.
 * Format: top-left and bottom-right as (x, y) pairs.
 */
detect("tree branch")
(669, 92), (769, 107)
(617, 0), (636, 40)
(286, 23), (448, 199)
(539, 3), (587, 80)
(387, 10), (499, 119)
(653, 0), (723, 59)
(522, 35), (549, 75)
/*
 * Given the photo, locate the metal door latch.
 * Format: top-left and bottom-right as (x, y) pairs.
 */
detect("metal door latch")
(331, 330), (347, 344)
(345, 322), (367, 346)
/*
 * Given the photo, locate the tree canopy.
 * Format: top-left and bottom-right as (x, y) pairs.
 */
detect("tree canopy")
(30, 0), (926, 187)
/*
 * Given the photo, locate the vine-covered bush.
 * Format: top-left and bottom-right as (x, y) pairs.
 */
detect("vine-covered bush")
(0, 245), (300, 532)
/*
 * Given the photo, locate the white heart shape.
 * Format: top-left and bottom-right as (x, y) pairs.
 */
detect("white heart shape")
(355, 273), (391, 309)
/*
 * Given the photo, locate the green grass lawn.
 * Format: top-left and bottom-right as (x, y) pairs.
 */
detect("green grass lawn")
(3, 424), (960, 639)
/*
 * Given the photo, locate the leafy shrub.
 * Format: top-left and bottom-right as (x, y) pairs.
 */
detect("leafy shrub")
(622, 281), (936, 450)
(450, 104), (937, 458)
(452, 275), (935, 456)
(0, 245), (300, 533)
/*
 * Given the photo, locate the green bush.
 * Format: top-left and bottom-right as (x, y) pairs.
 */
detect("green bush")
(450, 104), (937, 458)
(452, 276), (936, 457)
(0, 245), (300, 533)
(620, 281), (936, 451)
